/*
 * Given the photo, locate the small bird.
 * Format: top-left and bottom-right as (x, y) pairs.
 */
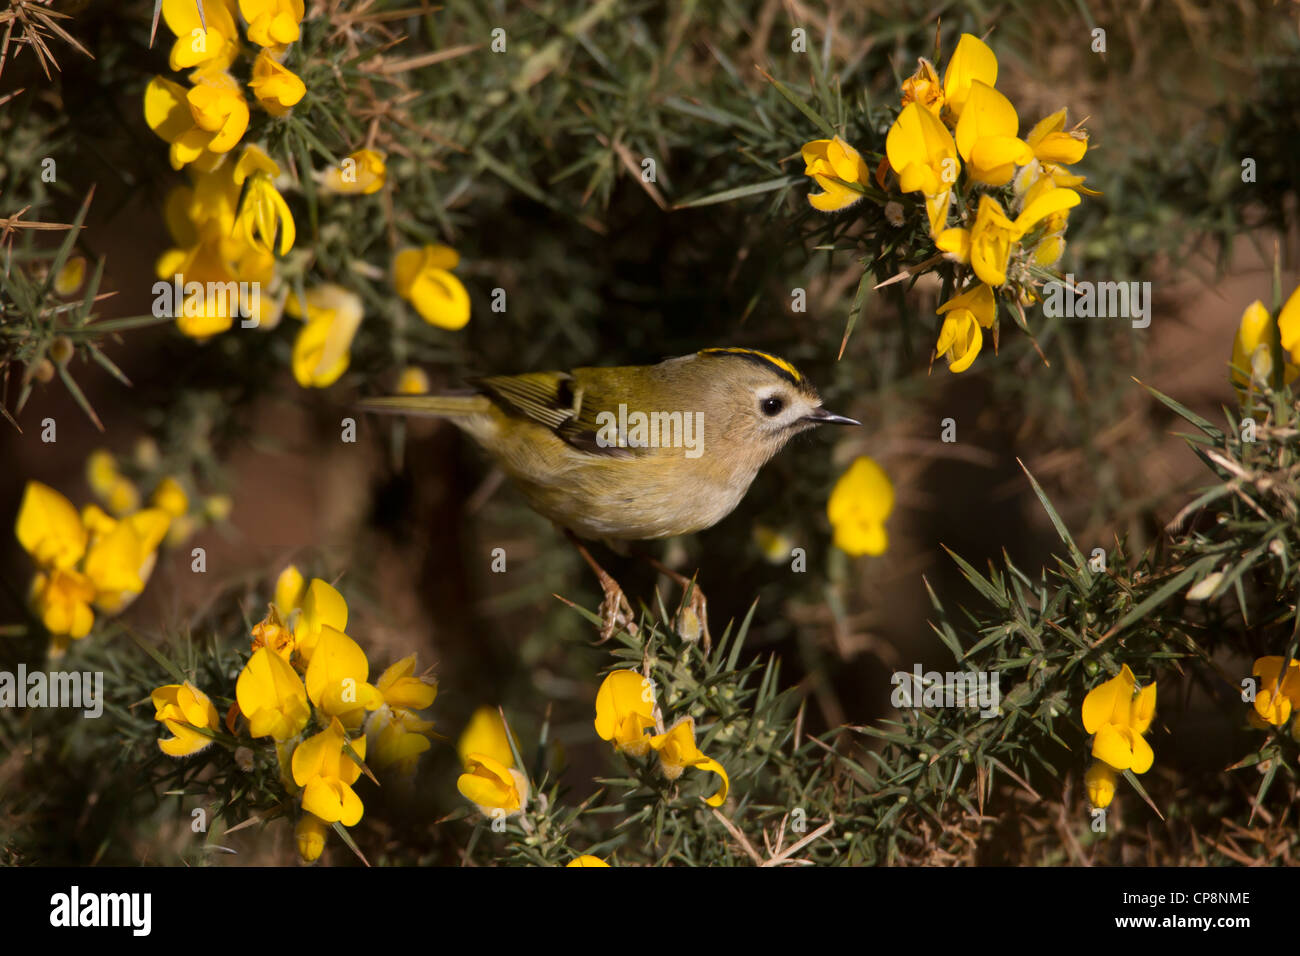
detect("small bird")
(359, 347), (859, 640)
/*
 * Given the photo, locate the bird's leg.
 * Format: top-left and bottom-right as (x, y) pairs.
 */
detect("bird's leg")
(563, 529), (637, 642)
(645, 556), (711, 655)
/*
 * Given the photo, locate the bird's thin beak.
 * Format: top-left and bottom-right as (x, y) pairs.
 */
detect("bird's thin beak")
(806, 407), (861, 426)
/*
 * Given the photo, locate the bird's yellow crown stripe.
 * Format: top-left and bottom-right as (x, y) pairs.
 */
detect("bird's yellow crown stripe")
(699, 347), (805, 384)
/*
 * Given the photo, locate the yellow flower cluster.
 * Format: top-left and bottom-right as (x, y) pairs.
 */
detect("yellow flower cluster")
(799, 34), (1093, 375)
(1080, 665), (1156, 809)
(155, 142), (294, 339)
(142, 1), (468, 382)
(152, 566), (436, 862)
(144, 0), (384, 370)
(86, 448), (197, 547)
(593, 670), (730, 807)
(918, 35), (1089, 373)
(144, 0), (305, 171)
(15, 471), (179, 656)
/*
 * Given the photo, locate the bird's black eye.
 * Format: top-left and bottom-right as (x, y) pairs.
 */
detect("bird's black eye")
(760, 396), (785, 417)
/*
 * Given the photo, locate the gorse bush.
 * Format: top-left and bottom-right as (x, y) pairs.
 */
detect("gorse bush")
(2, 0), (1299, 867)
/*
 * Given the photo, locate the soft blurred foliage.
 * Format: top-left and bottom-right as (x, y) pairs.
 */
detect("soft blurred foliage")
(1, 0), (1299, 865)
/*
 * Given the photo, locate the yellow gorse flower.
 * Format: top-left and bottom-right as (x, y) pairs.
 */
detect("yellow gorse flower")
(941, 33), (998, 121)
(146, 0), (305, 347)
(275, 564), (307, 613)
(152, 681), (221, 757)
(293, 576), (348, 664)
(248, 48), (305, 116)
(594, 669), (657, 756)
(239, 0), (305, 48)
(934, 317), (982, 373)
(365, 654), (438, 775)
(1084, 761), (1117, 809)
(86, 448), (140, 516)
(1278, 283), (1300, 366)
(457, 706), (516, 770)
(233, 567), (436, 851)
(236, 646), (311, 740)
(648, 718), (730, 808)
(158, 240), (252, 339)
(295, 813), (329, 862)
(86, 508), (171, 614)
(393, 245), (471, 331)
(458, 752), (529, 816)
(156, 155), (280, 338)
(1233, 287), (1300, 399)
(318, 149), (388, 195)
(455, 705), (524, 814)
(826, 456), (895, 556)
(17, 481), (87, 570)
(286, 285), (365, 387)
(954, 80), (1032, 187)
(567, 855), (611, 867)
(1249, 656), (1300, 728)
(396, 366), (431, 395)
(304, 626), (384, 728)
(251, 605), (296, 660)
(1025, 108), (1088, 166)
(29, 569), (96, 642)
(375, 654), (437, 712)
(876, 30), (1093, 365)
(16, 480), (170, 648)
(144, 71), (249, 171)
(292, 716), (367, 826)
(1015, 108), (1095, 199)
(935, 282), (996, 373)
(800, 136), (871, 213)
(233, 145), (295, 256)
(155, 480), (194, 547)
(150, 477), (190, 519)
(936, 189), (1079, 287)
(161, 0), (240, 74)
(247, 565), (308, 663)
(1233, 300), (1276, 391)
(1029, 213), (1069, 268)
(886, 102), (959, 236)
(1082, 664), (1156, 777)
(900, 57), (944, 114)
(367, 706), (435, 776)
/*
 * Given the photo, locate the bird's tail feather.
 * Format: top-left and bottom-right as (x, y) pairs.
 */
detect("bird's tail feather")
(355, 394), (493, 418)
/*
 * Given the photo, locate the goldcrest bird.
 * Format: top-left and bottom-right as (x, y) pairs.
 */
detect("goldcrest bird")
(359, 347), (859, 639)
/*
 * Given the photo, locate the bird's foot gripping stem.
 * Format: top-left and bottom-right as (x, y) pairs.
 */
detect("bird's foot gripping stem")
(564, 529), (638, 642)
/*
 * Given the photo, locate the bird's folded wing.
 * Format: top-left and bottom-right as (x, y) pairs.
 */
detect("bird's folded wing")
(473, 370), (634, 457)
